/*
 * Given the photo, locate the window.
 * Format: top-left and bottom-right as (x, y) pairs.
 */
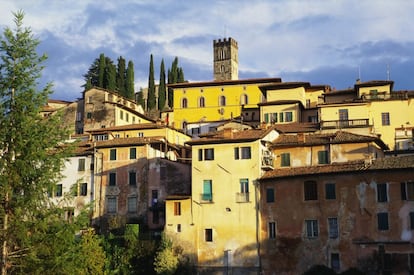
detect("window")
(328, 217), (339, 239)
(305, 219), (319, 238)
(304, 181), (318, 201)
(266, 188), (275, 203)
(78, 158), (85, 171)
(80, 183), (87, 196)
(199, 96), (205, 107)
(377, 212), (389, 230)
(177, 224), (181, 233)
(138, 132), (144, 137)
(55, 184), (63, 197)
(128, 197), (137, 213)
(325, 183), (336, 200)
(240, 94), (248, 105)
(191, 127), (200, 135)
(338, 109), (348, 121)
(331, 253), (340, 271)
(410, 212), (414, 230)
(174, 202), (181, 216)
(264, 113), (269, 123)
(401, 181), (414, 200)
(318, 150), (329, 164)
(110, 149), (117, 161)
(120, 110), (124, 120)
(129, 171), (136, 186)
(202, 180), (213, 202)
(381, 112), (390, 125)
(107, 197), (117, 213)
(86, 112), (92, 119)
(181, 98), (188, 108)
(271, 113), (277, 123)
(377, 183), (388, 202)
(152, 190), (158, 206)
(268, 222), (276, 239)
(130, 148), (137, 159)
(279, 112), (284, 123)
(126, 113), (129, 122)
(219, 95), (226, 106)
(109, 172), (116, 186)
(205, 229), (213, 242)
(280, 153), (290, 167)
(285, 112), (293, 122)
(234, 147), (251, 159)
(237, 178), (249, 202)
(199, 148), (214, 161)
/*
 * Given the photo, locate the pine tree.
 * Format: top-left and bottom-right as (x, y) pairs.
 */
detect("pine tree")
(0, 11), (76, 273)
(116, 56), (126, 96)
(147, 54), (156, 111)
(158, 59), (166, 111)
(125, 60), (135, 100)
(98, 53), (106, 88)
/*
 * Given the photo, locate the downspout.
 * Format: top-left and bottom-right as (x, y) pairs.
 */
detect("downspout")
(254, 179), (262, 274)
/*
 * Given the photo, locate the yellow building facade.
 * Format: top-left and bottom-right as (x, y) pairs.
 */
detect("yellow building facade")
(168, 78), (282, 130)
(165, 127), (278, 273)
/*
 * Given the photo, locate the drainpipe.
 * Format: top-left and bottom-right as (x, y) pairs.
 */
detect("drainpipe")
(254, 179), (262, 274)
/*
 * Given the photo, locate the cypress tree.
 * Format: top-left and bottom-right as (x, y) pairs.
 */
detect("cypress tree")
(158, 59), (166, 111)
(105, 62), (117, 91)
(125, 60), (135, 100)
(116, 56), (126, 96)
(147, 54), (156, 110)
(98, 53), (106, 88)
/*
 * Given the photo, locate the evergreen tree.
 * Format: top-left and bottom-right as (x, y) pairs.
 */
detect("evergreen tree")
(0, 11), (78, 273)
(125, 60), (135, 100)
(147, 54), (156, 111)
(116, 56), (126, 96)
(98, 53), (106, 88)
(167, 57), (185, 108)
(136, 88), (145, 109)
(158, 59), (166, 111)
(105, 62), (117, 91)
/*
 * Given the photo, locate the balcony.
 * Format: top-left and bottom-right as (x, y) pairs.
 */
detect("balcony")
(236, 192), (250, 203)
(262, 150), (274, 170)
(320, 119), (370, 130)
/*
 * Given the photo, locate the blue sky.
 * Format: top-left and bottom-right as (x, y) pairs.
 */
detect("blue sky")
(1, 0), (414, 101)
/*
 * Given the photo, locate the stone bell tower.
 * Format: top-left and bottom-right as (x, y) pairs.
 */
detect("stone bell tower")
(213, 37), (238, 81)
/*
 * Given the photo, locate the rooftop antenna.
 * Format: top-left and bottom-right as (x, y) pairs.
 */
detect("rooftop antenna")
(386, 64), (390, 80)
(356, 65), (361, 83)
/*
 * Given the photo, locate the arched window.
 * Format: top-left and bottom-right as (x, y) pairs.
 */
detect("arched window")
(181, 98), (188, 108)
(219, 95), (226, 106)
(199, 96), (205, 108)
(182, 121), (188, 132)
(240, 94), (248, 105)
(220, 65), (225, 73)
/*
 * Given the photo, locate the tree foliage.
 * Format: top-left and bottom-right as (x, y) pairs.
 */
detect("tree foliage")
(0, 11), (104, 274)
(167, 57), (185, 108)
(125, 60), (135, 100)
(84, 54), (135, 98)
(154, 235), (178, 275)
(147, 54), (156, 111)
(158, 59), (166, 111)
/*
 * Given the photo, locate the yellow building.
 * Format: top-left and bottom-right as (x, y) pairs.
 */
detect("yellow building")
(319, 80), (414, 150)
(169, 78), (282, 132)
(165, 127), (278, 273)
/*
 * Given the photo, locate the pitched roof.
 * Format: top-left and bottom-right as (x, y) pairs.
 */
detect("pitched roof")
(187, 127), (275, 145)
(261, 155), (414, 180)
(271, 131), (388, 150)
(86, 123), (172, 133)
(272, 122), (319, 134)
(167, 77), (282, 89)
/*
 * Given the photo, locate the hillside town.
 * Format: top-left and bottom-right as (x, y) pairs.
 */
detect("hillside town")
(44, 37), (414, 274)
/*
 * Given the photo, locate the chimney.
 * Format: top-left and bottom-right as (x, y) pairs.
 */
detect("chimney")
(223, 128), (234, 139)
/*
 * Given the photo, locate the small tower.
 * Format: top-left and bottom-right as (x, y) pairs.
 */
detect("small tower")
(213, 37), (238, 81)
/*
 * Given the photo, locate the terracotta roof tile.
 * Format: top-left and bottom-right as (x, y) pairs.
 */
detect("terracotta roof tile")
(187, 127), (274, 145)
(261, 155), (414, 180)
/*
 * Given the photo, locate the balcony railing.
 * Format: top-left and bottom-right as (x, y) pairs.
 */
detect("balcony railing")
(320, 119), (370, 130)
(236, 192), (250, 203)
